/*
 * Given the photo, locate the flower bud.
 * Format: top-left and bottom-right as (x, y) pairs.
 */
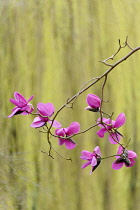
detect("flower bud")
(85, 94), (101, 112)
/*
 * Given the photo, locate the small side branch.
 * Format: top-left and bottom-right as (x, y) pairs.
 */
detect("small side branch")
(99, 37), (134, 66)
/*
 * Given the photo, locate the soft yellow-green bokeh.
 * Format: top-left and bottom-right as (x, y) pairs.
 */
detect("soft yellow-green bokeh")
(0, 1), (140, 209)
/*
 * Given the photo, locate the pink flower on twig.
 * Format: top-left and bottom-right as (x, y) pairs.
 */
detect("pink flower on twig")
(80, 146), (101, 174)
(55, 122), (80, 149)
(8, 92), (34, 118)
(85, 94), (101, 112)
(112, 146), (137, 170)
(30, 103), (61, 128)
(96, 113), (126, 144)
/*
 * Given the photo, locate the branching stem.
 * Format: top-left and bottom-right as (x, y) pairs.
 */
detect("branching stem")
(38, 37), (140, 159)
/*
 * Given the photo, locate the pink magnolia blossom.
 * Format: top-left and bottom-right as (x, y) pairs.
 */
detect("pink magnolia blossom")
(55, 122), (80, 149)
(85, 94), (101, 112)
(96, 113), (126, 144)
(8, 92), (34, 118)
(30, 103), (61, 128)
(112, 146), (137, 170)
(80, 146), (101, 175)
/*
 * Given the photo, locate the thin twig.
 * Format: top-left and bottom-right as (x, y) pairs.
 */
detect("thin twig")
(101, 154), (121, 160)
(100, 75), (108, 122)
(99, 37), (134, 66)
(48, 123), (100, 140)
(51, 145), (72, 161)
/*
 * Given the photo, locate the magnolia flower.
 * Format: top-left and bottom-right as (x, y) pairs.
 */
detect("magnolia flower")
(112, 146), (137, 170)
(96, 113), (126, 144)
(30, 103), (61, 128)
(55, 122), (80, 149)
(80, 146), (101, 175)
(8, 92), (34, 118)
(85, 94), (101, 112)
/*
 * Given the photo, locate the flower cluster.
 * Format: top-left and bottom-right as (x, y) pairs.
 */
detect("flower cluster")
(80, 93), (137, 174)
(8, 92), (137, 175)
(8, 92), (80, 150)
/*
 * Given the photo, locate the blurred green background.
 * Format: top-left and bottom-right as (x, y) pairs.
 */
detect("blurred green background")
(1, 0), (140, 209)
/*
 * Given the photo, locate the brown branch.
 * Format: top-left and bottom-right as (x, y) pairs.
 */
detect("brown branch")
(46, 39), (140, 158)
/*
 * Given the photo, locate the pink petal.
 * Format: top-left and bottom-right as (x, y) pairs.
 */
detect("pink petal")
(37, 103), (47, 116)
(80, 150), (93, 160)
(27, 95), (34, 103)
(117, 145), (123, 155)
(108, 133), (121, 144)
(9, 99), (20, 107)
(44, 103), (55, 116)
(91, 156), (97, 167)
(37, 103), (55, 117)
(84, 106), (92, 110)
(66, 122), (80, 136)
(14, 92), (27, 106)
(30, 117), (46, 128)
(65, 140), (76, 149)
(112, 161), (124, 170)
(55, 128), (65, 137)
(58, 138), (65, 145)
(81, 161), (91, 169)
(93, 146), (101, 156)
(8, 107), (21, 118)
(86, 94), (101, 108)
(128, 150), (137, 159)
(20, 105), (30, 111)
(90, 169), (93, 175)
(114, 113), (126, 128)
(48, 120), (62, 128)
(96, 128), (107, 138)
